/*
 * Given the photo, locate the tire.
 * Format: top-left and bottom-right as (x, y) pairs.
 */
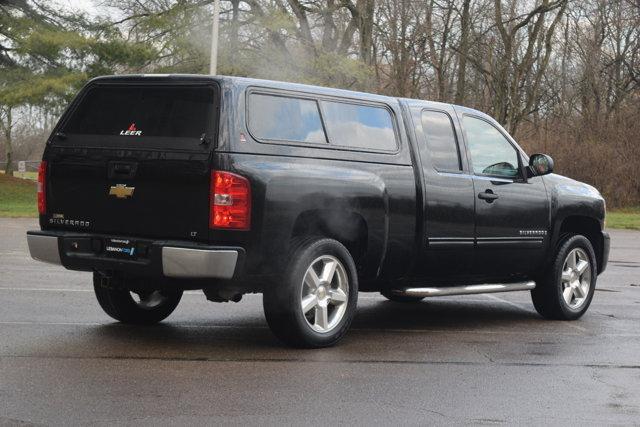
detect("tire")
(531, 234), (597, 320)
(93, 273), (183, 324)
(380, 290), (425, 303)
(263, 237), (358, 348)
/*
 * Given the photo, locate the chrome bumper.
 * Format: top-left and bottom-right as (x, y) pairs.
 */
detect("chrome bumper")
(27, 234), (62, 265)
(26, 232), (239, 279)
(161, 247), (238, 279)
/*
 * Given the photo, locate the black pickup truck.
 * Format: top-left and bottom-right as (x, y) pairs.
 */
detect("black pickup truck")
(27, 74), (610, 347)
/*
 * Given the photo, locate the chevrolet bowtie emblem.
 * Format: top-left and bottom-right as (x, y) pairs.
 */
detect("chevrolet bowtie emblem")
(109, 184), (135, 199)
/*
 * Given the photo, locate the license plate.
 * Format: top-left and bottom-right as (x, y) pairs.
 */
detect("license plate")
(104, 238), (137, 258)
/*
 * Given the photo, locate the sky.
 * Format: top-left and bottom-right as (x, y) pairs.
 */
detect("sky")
(52, 0), (102, 17)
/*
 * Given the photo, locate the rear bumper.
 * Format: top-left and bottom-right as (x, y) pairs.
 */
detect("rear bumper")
(26, 230), (243, 280)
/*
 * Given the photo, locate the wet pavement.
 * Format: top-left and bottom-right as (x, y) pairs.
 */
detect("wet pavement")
(1, 218), (639, 425)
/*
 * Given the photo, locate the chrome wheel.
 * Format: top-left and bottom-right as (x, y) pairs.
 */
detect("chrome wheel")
(300, 255), (349, 333)
(131, 290), (168, 310)
(561, 248), (592, 309)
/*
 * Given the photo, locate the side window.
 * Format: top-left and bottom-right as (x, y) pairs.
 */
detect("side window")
(248, 93), (327, 144)
(463, 116), (520, 178)
(321, 101), (397, 151)
(421, 110), (462, 172)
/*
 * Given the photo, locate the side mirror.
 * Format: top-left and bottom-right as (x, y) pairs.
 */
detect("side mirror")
(529, 153), (554, 176)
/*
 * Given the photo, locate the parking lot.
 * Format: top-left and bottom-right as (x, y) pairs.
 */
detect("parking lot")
(1, 217), (639, 425)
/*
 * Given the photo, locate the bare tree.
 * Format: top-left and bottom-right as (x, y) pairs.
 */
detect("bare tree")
(0, 106), (14, 174)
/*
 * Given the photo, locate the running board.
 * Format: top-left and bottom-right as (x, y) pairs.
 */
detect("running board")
(392, 281), (536, 298)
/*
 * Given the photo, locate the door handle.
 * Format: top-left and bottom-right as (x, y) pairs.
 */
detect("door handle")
(478, 190), (499, 203)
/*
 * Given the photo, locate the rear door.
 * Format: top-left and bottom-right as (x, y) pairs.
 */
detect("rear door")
(409, 104), (475, 282)
(44, 81), (219, 242)
(458, 113), (550, 279)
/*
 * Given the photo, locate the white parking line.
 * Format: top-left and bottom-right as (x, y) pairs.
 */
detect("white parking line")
(0, 288), (385, 300)
(0, 287), (204, 294)
(0, 320), (634, 337)
(0, 321), (561, 334)
(0, 287), (631, 308)
(562, 321), (588, 332)
(0, 287), (92, 292)
(483, 293), (529, 310)
(483, 293), (589, 332)
(0, 288), (530, 305)
(0, 321), (102, 326)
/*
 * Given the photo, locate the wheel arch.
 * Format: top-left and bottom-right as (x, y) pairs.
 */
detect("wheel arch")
(555, 215), (604, 273)
(291, 209), (369, 267)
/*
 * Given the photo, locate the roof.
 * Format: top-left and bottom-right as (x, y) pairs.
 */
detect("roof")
(88, 73), (490, 119)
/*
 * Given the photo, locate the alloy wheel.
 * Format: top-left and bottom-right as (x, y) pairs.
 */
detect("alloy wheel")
(300, 255), (349, 333)
(560, 248), (592, 309)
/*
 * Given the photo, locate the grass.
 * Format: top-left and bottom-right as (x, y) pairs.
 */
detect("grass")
(12, 171), (37, 180)
(0, 173), (37, 217)
(607, 207), (640, 231)
(0, 170), (38, 180)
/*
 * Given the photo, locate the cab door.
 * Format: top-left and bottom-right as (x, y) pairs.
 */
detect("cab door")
(457, 112), (550, 280)
(410, 105), (475, 283)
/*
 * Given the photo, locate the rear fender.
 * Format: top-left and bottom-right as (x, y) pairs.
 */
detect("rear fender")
(236, 158), (389, 279)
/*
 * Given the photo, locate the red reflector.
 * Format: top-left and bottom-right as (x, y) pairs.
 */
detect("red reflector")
(210, 171), (251, 230)
(37, 161), (47, 215)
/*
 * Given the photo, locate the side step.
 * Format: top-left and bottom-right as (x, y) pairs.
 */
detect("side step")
(392, 281), (536, 298)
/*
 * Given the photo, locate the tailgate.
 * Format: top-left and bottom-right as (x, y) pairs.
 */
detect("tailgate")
(43, 81), (218, 242)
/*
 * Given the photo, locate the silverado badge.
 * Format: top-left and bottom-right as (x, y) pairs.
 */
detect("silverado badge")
(109, 184), (135, 199)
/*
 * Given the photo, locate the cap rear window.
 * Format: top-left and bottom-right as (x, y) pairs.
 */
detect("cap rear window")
(62, 85), (215, 139)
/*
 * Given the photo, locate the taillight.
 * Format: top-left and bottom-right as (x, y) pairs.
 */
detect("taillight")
(210, 171), (251, 230)
(37, 161), (47, 215)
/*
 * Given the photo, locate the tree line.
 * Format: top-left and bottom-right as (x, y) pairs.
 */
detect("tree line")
(1, 0), (638, 206)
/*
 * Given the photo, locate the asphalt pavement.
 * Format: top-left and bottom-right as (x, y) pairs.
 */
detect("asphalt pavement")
(1, 218), (639, 425)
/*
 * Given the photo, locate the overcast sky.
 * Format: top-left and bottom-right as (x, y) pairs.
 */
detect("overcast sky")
(53, 0), (102, 17)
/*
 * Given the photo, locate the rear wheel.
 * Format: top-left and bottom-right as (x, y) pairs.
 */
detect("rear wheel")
(263, 237), (358, 348)
(93, 273), (182, 324)
(380, 290), (425, 303)
(531, 234), (597, 320)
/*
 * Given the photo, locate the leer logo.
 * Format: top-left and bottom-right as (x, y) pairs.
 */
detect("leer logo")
(120, 122), (142, 136)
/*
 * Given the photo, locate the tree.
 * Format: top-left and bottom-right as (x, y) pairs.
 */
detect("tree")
(454, 0), (471, 104)
(0, 0), (155, 173)
(491, 0), (568, 134)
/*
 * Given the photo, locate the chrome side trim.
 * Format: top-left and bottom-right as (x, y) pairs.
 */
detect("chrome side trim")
(27, 234), (61, 265)
(427, 236), (546, 249)
(162, 247), (238, 279)
(427, 237), (475, 248)
(476, 237), (543, 241)
(476, 237), (543, 248)
(394, 281), (536, 297)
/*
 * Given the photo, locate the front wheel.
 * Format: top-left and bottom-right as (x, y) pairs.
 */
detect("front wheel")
(263, 237), (358, 348)
(531, 234), (597, 320)
(93, 273), (183, 324)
